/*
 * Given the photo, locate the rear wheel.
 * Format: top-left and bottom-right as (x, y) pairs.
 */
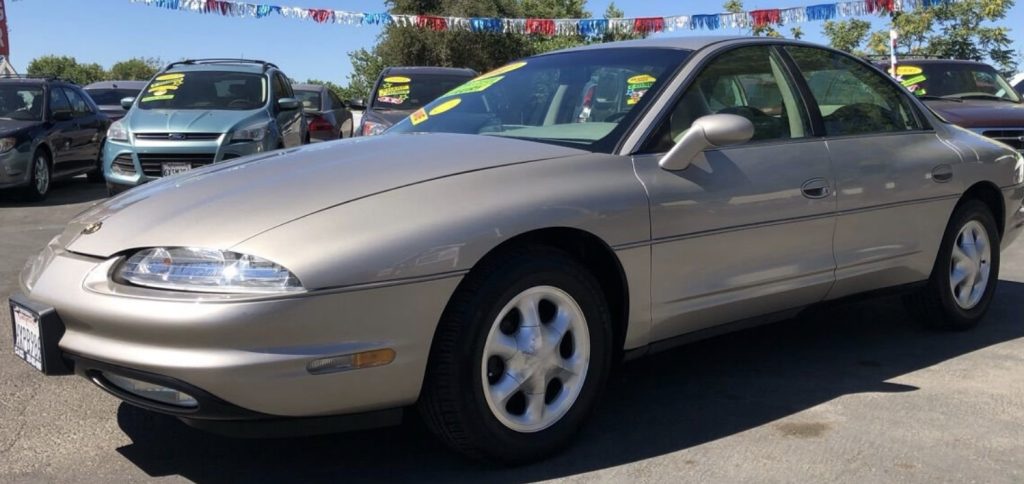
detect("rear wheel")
(87, 139), (106, 183)
(419, 247), (612, 464)
(24, 150), (51, 201)
(904, 200), (1000, 330)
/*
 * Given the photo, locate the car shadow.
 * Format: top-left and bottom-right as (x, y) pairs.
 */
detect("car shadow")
(0, 176), (108, 207)
(114, 281), (1024, 482)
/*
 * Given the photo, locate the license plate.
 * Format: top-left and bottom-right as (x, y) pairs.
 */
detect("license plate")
(11, 303), (43, 372)
(162, 162), (192, 177)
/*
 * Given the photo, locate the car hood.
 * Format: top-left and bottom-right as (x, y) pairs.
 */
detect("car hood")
(125, 108), (265, 134)
(62, 133), (586, 258)
(924, 99), (1024, 128)
(0, 119), (40, 135)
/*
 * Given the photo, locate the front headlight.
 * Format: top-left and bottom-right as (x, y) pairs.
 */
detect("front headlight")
(117, 247), (303, 294)
(230, 123), (269, 143)
(361, 120), (387, 137)
(107, 120), (128, 142)
(0, 137), (16, 153)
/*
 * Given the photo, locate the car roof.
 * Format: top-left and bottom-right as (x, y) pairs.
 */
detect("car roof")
(382, 66), (477, 77)
(553, 35), (749, 53)
(165, 63), (269, 75)
(291, 83), (327, 92)
(84, 80), (148, 90)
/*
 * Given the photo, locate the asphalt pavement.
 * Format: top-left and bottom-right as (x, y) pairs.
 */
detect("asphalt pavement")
(1, 177), (1022, 483)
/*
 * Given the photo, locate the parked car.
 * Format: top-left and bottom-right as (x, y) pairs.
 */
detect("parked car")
(880, 59), (1024, 152)
(292, 83), (354, 142)
(0, 76), (110, 200)
(83, 80), (147, 121)
(12, 38), (1024, 464)
(355, 66), (476, 136)
(102, 59), (306, 195)
(1011, 72), (1024, 95)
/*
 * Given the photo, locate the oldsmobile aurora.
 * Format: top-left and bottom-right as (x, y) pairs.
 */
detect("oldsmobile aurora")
(10, 37), (1024, 463)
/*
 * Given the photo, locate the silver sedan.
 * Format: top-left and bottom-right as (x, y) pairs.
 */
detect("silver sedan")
(11, 37), (1024, 464)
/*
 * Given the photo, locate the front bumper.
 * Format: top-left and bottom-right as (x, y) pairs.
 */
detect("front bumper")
(1003, 184), (1024, 249)
(102, 136), (270, 188)
(0, 147), (34, 189)
(20, 249), (461, 418)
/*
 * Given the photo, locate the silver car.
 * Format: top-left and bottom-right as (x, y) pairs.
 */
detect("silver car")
(10, 37), (1024, 464)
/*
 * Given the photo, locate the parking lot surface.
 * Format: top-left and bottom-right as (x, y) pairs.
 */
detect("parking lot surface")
(2, 179), (1023, 483)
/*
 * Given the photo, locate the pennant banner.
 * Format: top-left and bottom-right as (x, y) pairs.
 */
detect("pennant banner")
(119, 0), (956, 37)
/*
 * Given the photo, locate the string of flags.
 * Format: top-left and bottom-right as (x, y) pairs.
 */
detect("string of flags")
(118, 0), (957, 37)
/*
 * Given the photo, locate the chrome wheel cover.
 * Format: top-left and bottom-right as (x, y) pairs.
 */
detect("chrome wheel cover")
(481, 286), (590, 433)
(34, 156), (49, 194)
(950, 220), (991, 310)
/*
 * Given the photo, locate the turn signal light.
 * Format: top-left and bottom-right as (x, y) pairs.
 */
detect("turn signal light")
(307, 348), (396, 375)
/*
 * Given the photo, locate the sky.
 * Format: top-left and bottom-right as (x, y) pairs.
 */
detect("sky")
(6, 0), (1024, 84)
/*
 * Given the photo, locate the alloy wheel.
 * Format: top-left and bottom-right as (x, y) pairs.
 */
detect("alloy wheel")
(34, 155), (50, 195)
(949, 220), (991, 310)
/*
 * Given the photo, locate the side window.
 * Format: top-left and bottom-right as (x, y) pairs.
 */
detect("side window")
(273, 74), (292, 100)
(61, 88), (91, 116)
(786, 46), (922, 136)
(643, 46), (810, 153)
(329, 91), (344, 109)
(48, 88), (71, 115)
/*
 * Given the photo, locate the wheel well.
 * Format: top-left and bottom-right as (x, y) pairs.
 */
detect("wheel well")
(960, 182), (1005, 237)
(470, 228), (630, 361)
(34, 143), (52, 164)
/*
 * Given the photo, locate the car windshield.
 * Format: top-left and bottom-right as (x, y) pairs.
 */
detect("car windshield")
(85, 88), (141, 106)
(388, 48), (690, 152)
(891, 63), (1022, 103)
(294, 90), (322, 111)
(138, 71), (268, 110)
(370, 73), (476, 111)
(0, 85), (45, 121)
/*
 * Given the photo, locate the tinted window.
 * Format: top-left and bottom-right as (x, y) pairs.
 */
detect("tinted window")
(49, 87), (71, 115)
(294, 90), (322, 111)
(85, 88), (141, 105)
(644, 46), (810, 153)
(787, 46), (922, 136)
(138, 71), (268, 110)
(272, 74), (292, 100)
(890, 63), (1021, 103)
(328, 91), (345, 109)
(62, 88), (92, 115)
(388, 48), (690, 153)
(370, 73), (476, 111)
(0, 85), (44, 121)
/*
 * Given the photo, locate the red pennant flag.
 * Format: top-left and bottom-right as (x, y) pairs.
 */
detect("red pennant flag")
(416, 15), (448, 31)
(526, 18), (556, 36)
(750, 9), (782, 28)
(308, 8), (332, 23)
(634, 17), (665, 34)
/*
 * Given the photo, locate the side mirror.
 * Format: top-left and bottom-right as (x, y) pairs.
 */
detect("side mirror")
(277, 97), (300, 111)
(120, 97), (135, 110)
(348, 99), (366, 110)
(52, 110), (74, 122)
(659, 114), (754, 171)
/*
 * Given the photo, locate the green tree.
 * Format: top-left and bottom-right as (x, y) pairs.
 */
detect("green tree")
(822, 19), (873, 54)
(26, 55), (106, 85)
(108, 57), (161, 81)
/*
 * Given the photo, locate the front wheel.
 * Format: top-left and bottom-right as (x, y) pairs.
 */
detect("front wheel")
(24, 150), (52, 201)
(419, 248), (612, 464)
(904, 200), (1000, 330)
(87, 139), (106, 183)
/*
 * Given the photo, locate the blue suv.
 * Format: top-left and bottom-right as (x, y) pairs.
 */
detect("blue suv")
(103, 59), (306, 195)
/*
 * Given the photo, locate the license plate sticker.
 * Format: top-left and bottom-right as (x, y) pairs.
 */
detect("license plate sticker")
(12, 303), (43, 372)
(162, 162), (192, 177)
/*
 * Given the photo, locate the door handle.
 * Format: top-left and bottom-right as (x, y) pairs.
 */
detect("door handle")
(801, 178), (832, 199)
(932, 164), (953, 183)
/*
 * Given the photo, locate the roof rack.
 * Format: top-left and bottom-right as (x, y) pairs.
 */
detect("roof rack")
(0, 73), (74, 83)
(163, 58), (279, 72)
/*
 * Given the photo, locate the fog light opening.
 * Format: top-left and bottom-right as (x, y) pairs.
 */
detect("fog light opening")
(101, 372), (199, 408)
(307, 348), (396, 375)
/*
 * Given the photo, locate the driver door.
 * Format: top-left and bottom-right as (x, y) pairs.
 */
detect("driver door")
(632, 45), (837, 341)
(272, 73), (302, 147)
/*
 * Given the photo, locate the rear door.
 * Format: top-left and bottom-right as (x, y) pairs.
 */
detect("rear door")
(783, 46), (965, 299)
(61, 87), (103, 171)
(633, 45), (838, 341)
(45, 87), (76, 168)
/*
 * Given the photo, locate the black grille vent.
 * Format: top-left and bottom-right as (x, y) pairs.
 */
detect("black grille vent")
(134, 133), (222, 141)
(982, 130), (1024, 151)
(111, 154), (136, 175)
(137, 153), (216, 177)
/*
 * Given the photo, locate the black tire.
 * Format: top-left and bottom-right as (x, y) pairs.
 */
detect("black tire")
(87, 139), (105, 183)
(419, 247), (613, 464)
(904, 199), (1000, 330)
(23, 149), (52, 202)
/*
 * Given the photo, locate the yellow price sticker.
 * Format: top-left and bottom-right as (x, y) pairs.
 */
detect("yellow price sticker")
(384, 76), (411, 83)
(429, 98), (462, 116)
(410, 108), (429, 126)
(478, 62), (527, 80)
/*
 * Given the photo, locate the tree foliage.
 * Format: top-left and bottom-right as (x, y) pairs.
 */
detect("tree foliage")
(822, 19), (873, 54)
(342, 0), (644, 101)
(109, 57), (162, 81)
(26, 55), (106, 85)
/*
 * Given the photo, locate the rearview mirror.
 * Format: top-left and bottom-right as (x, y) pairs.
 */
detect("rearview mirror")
(659, 114), (754, 171)
(120, 97), (135, 110)
(277, 97), (300, 111)
(348, 99), (366, 110)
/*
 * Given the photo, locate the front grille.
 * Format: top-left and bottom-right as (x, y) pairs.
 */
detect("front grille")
(982, 129), (1024, 151)
(137, 153), (216, 177)
(134, 133), (222, 141)
(111, 154), (137, 175)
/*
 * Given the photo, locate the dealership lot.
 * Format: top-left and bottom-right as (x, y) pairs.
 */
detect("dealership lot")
(1, 178), (1023, 483)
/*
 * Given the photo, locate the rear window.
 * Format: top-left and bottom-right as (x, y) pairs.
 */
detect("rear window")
(294, 90), (322, 111)
(370, 74), (475, 111)
(889, 63), (1021, 102)
(86, 88), (141, 106)
(138, 71), (268, 110)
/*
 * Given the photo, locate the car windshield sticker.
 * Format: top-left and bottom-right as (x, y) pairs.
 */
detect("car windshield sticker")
(626, 74), (656, 105)
(901, 75), (928, 96)
(478, 61), (527, 80)
(377, 77), (411, 105)
(141, 73), (185, 103)
(445, 76), (504, 97)
(410, 107), (429, 125)
(429, 97), (462, 116)
(889, 65), (923, 76)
